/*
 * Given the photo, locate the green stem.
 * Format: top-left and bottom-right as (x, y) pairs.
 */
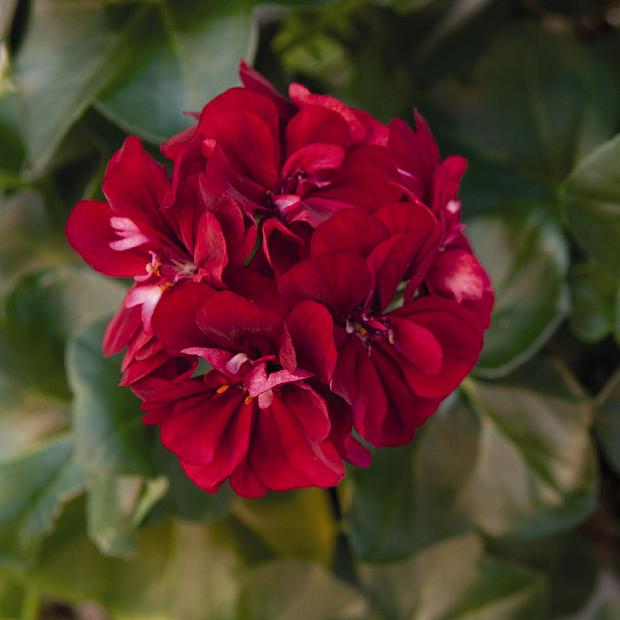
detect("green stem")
(20, 587), (41, 620)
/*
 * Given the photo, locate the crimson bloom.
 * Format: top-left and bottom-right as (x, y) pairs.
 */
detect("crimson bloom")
(161, 64), (400, 275)
(65, 61), (493, 497)
(65, 136), (255, 383)
(279, 205), (484, 447)
(137, 284), (368, 496)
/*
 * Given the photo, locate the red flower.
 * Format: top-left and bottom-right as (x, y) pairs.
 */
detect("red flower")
(279, 205), (484, 446)
(65, 62), (493, 497)
(65, 136), (256, 383)
(136, 284), (368, 496)
(389, 112), (494, 326)
(161, 62), (400, 275)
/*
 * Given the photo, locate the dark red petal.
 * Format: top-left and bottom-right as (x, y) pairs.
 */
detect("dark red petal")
(431, 155), (467, 215)
(262, 218), (307, 277)
(239, 60), (296, 120)
(66, 200), (148, 277)
(102, 136), (171, 238)
(285, 105), (350, 155)
(251, 386), (344, 490)
(281, 143), (345, 179)
(371, 346), (439, 446)
(193, 210), (227, 287)
(310, 208), (388, 258)
(277, 383), (331, 442)
(102, 304), (142, 357)
(230, 460), (269, 498)
(278, 251), (372, 324)
(160, 388), (244, 465)
(390, 317), (443, 374)
(388, 111), (440, 203)
(312, 144), (401, 210)
(285, 301), (337, 384)
(180, 397), (254, 491)
(195, 291), (281, 354)
(332, 337), (389, 447)
(198, 86), (280, 141)
(151, 281), (215, 355)
(426, 248), (494, 329)
(289, 83), (366, 143)
(319, 388), (372, 467)
(392, 297), (483, 399)
(199, 104), (280, 189)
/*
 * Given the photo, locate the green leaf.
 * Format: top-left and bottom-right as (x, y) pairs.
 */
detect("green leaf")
(87, 474), (168, 558)
(0, 93), (24, 184)
(66, 320), (152, 477)
(346, 394), (478, 561)
(359, 533), (545, 620)
(0, 431), (85, 566)
(488, 533), (599, 618)
(460, 359), (597, 539)
(0, 0), (18, 40)
(29, 505), (244, 620)
(232, 488), (337, 566)
(594, 369), (620, 476)
(564, 133), (620, 277)
(0, 190), (70, 294)
(569, 261), (619, 343)
(12, 0), (144, 173)
(0, 569), (23, 620)
(467, 203), (570, 377)
(438, 23), (618, 185)
(0, 267), (125, 399)
(237, 560), (370, 620)
(96, 0), (259, 142)
(593, 599), (620, 620)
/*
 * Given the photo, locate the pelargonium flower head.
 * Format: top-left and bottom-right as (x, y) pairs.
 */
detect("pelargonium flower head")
(161, 61), (400, 276)
(138, 283), (368, 496)
(65, 60), (493, 497)
(279, 205), (485, 447)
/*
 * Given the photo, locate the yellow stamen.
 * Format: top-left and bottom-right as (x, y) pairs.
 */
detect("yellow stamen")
(244, 395), (253, 406)
(358, 327), (368, 337)
(216, 384), (230, 394)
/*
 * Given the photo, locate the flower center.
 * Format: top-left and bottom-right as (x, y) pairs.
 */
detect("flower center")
(346, 312), (394, 347)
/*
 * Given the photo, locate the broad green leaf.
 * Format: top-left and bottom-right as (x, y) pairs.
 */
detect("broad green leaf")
(460, 359), (597, 539)
(439, 23), (618, 185)
(0, 267), (125, 398)
(488, 533), (599, 618)
(594, 369), (620, 476)
(569, 261), (619, 343)
(29, 504), (244, 620)
(0, 1), (17, 40)
(346, 394), (478, 561)
(0, 433), (85, 566)
(564, 133), (620, 277)
(96, 0), (259, 142)
(0, 93), (24, 184)
(12, 0), (144, 173)
(467, 203), (570, 377)
(232, 488), (337, 566)
(87, 474), (168, 558)
(237, 560), (370, 620)
(0, 190), (70, 294)
(66, 320), (152, 477)
(360, 533), (545, 620)
(593, 599), (620, 620)
(0, 374), (67, 461)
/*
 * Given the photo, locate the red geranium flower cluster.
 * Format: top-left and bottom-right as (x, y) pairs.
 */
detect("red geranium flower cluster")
(66, 62), (493, 497)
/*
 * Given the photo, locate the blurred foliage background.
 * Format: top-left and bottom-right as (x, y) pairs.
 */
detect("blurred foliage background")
(0, 0), (620, 618)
